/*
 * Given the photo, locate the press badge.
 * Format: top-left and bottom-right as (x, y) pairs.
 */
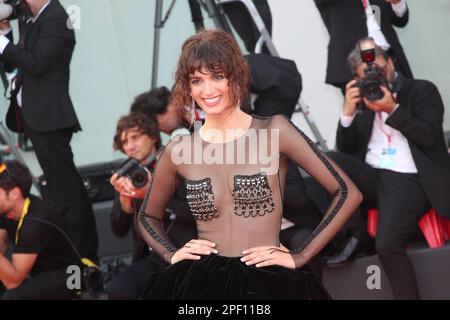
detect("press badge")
(379, 147), (397, 168)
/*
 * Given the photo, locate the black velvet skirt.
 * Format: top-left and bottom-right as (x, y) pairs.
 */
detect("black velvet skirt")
(142, 254), (331, 300)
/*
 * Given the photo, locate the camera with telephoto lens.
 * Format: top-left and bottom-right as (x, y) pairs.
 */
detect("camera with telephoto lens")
(353, 40), (389, 101)
(115, 158), (148, 189)
(0, 0), (28, 21)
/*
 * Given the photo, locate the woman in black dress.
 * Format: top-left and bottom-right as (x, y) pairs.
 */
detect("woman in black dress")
(138, 29), (362, 300)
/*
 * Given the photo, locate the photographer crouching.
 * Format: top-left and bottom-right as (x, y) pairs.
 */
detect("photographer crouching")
(107, 113), (196, 300)
(326, 37), (450, 299)
(0, 160), (81, 300)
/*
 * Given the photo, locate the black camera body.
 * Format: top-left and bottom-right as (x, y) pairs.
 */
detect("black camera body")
(0, 0), (28, 21)
(115, 158), (148, 189)
(355, 44), (389, 101)
(354, 64), (388, 101)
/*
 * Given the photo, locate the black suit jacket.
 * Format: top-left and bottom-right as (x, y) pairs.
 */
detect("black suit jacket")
(315, 0), (413, 86)
(336, 78), (450, 218)
(2, 0), (80, 132)
(245, 54), (302, 118)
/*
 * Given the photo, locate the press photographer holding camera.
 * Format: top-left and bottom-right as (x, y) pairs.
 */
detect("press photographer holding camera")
(107, 112), (196, 299)
(326, 37), (450, 299)
(110, 114), (160, 215)
(343, 39), (397, 117)
(0, 0), (99, 263)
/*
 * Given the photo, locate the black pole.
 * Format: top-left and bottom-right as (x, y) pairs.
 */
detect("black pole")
(188, 0), (204, 32)
(151, 0), (163, 89)
(203, 0), (233, 33)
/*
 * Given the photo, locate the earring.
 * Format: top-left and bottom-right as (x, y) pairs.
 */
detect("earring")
(184, 98), (195, 128)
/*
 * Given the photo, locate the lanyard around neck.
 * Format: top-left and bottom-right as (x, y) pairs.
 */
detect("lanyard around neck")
(15, 197), (31, 245)
(377, 112), (394, 145)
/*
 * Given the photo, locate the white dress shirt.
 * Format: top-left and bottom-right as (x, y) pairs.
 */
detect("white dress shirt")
(364, 0), (407, 50)
(340, 107), (418, 173)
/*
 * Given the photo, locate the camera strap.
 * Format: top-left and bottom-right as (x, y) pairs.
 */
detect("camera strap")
(18, 215), (99, 269)
(143, 150), (160, 172)
(362, 0), (368, 9)
(0, 63), (9, 98)
(15, 197), (31, 245)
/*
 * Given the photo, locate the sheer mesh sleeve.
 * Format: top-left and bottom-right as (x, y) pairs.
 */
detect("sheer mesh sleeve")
(273, 115), (362, 268)
(138, 140), (180, 264)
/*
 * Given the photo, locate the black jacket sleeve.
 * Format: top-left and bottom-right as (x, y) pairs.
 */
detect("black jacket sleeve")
(314, 0), (336, 7)
(386, 81), (444, 149)
(2, 14), (69, 76)
(110, 194), (134, 238)
(389, 2), (409, 28)
(2, 30), (15, 73)
(336, 119), (359, 154)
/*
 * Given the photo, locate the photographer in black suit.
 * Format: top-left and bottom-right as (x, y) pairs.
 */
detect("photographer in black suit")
(315, 0), (413, 92)
(0, 0), (98, 261)
(107, 113), (197, 299)
(327, 38), (450, 299)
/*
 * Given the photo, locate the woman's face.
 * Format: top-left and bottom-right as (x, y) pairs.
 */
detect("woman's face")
(189, 69), (233, 116)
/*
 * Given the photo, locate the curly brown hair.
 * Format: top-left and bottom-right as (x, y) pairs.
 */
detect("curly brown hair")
(113, 113), (162, 152)
(171, 29), (250, 122)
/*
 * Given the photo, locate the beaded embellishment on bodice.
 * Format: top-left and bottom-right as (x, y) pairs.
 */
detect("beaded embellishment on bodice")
(186, 178), (220, 221)
(186, 173), (276, 220)
(232, 173), (275, 217)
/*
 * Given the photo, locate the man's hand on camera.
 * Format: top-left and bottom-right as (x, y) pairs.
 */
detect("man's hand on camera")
(343, 79), (361, 116)
(111, 173), (133, 195)
(363, 85), (397, 113)
(0, 20), (11, 34)
(0, 20), (11, 36)
(110, 171), (153, 214)
(110, 173), (134, 213)
(110, 172), (152, 198)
